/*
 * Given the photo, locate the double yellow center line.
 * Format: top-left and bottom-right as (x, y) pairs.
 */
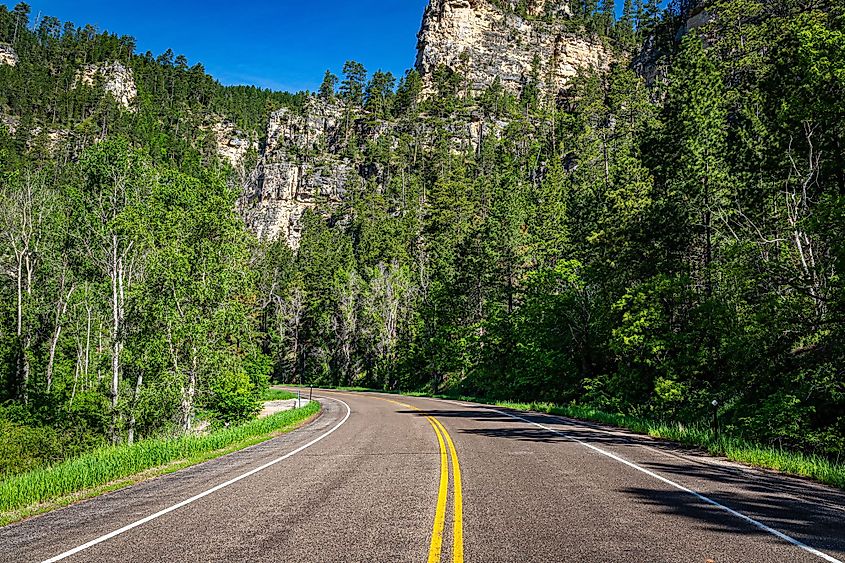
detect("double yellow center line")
(323, 391), (465, 562)
(428, 416), (463, 563)
(386, 400), (464, 563)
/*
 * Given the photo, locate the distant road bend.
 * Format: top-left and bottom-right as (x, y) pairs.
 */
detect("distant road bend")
(2, 390), (845, 562)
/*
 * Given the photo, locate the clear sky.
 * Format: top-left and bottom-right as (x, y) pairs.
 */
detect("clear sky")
(3, 0), (430, 92)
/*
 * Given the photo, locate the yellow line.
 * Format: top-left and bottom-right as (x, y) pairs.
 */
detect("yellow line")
(431, 418), (464, 563)
(338, 393), (462, 563)
(426, 416), (449, 563)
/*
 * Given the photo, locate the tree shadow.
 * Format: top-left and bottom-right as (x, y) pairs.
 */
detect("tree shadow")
(396, 405), (845, 556)
(620, 484), (845, 555)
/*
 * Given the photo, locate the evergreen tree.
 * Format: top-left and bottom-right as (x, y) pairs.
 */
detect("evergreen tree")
(618, 0), (636, 46)
(364, 70), (396, 118)
(339, 60), (367, 106)
(318, 70), (338, 100)
(394, 69), (422, 116)
(599, 0), (616, 35)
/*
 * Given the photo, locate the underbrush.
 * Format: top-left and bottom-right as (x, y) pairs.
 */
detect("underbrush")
(0, 400), (320, 517)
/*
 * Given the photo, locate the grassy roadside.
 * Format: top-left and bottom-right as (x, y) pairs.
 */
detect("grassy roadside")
(0, 401), (320, 526)
(299, 384), (845, 490)
(263, 388), (297, 401)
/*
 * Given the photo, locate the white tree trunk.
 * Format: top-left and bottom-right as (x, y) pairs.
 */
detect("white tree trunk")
(46, 281), (75, 394)
(110, 234), (121, 445)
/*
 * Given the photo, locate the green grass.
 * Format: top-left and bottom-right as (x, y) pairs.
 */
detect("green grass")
(0, 401), (320, 524)
(263, 388), (297, 401)
(489, 400), (845, 489)
(296, 384), (845, 490)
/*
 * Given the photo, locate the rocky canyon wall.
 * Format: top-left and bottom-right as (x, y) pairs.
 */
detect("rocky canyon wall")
(416, 0), (612, 99)
(241, 0), (615, 248)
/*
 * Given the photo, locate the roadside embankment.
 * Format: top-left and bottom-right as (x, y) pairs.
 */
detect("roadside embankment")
(0, 401), (320, 526)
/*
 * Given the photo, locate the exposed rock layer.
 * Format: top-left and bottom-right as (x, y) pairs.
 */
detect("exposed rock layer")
(0, 43), (17, 66)
(239, 97), (510, 248)
(242, 0), (614, 248)
(76, 62), (138, 111)
(416, 0), (611, 98)
(209, 120), (257, 169)
(240, 99), (353, 248)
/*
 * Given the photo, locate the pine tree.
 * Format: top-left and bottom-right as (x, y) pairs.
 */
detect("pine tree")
(394, 69), (422, 116)
(339, 60), (367, 106)
(364, 70), (396, 118)
(634, 0), (644, 30)
(618, 0), (636, 46)
(318, 70), (338, 100)
(599, 0), (616, 35)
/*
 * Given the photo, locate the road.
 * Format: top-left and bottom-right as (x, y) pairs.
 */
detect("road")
(2, 390), (845, 563)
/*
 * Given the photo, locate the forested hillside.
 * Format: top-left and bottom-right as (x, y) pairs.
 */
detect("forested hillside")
(0, 2), (302, 475)
(1, 0), (844, 481)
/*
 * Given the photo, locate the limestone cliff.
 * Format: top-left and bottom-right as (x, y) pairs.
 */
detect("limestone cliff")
(209, 119), (258, 170)
(0, 43), (18, 67)
(239, 95), (511, 248)
(240, 99), (354, 248)
(242, 0), (614, 248)
(416, 0), (611, 99)
(76, 62), (138, 111)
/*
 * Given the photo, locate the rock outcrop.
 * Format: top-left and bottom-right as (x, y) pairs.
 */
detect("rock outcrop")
(240, 99), (355, 248)
(242, 0), (615, 248)
(209, 120), (258, 169)
(241, 95), (515, 248)
(76, 61), (138, 111)
(0, 43), (18, 67)
(416, 0), (611, 99)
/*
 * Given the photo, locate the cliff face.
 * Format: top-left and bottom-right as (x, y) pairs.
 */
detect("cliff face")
(0, 43), (18, 67)
(240, 99), (354, 248)
(76, 62), (138, 111)
(241, 0), (614, 248)
(416, 0), (611, 99)
(209, 119), (258, 170)
(239, 96), (511, 248)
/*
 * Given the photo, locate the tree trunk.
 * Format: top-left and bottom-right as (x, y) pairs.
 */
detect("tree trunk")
(15, 251), (27, 402)
(84, 303), (92, 385)
(181, 348), (197, 433)
(110, 235), (121, 445)
(47, 283), (75, 394)
(128, 371), (143, 445)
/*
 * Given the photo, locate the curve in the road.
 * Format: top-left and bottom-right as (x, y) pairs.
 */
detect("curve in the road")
(379, 396), (464, 563)
(4, 389), (844, 562)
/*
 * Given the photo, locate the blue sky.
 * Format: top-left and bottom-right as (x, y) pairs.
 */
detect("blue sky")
(5, 0), (430, 92)
(5, 1), (643, 92)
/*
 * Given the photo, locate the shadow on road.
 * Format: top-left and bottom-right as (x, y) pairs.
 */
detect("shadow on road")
(396, 405), (845, 557)
(619, 484), (845, 556)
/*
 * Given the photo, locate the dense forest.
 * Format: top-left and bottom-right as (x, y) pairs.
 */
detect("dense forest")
(2, 0), (844, 479)
(0, 2), (303, 474)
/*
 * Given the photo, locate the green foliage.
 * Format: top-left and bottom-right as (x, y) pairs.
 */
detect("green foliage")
(1, 0), (844, 490)
(364, 70), (396, 118)
(252, 0), (845, 472)
(0, 401), (319, 518)
(340, 60), (368, 106)
(318, 70), (339, 100)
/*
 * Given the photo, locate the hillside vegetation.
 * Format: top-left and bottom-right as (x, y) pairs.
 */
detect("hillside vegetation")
(1, 0), (844, 482)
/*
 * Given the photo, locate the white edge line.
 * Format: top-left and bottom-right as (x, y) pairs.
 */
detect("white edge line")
(41, 398), (352, 563)
(480, 406), (843, 563)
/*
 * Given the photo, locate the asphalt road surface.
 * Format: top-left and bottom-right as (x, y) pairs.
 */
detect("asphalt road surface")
(2, 390), (845, 563)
